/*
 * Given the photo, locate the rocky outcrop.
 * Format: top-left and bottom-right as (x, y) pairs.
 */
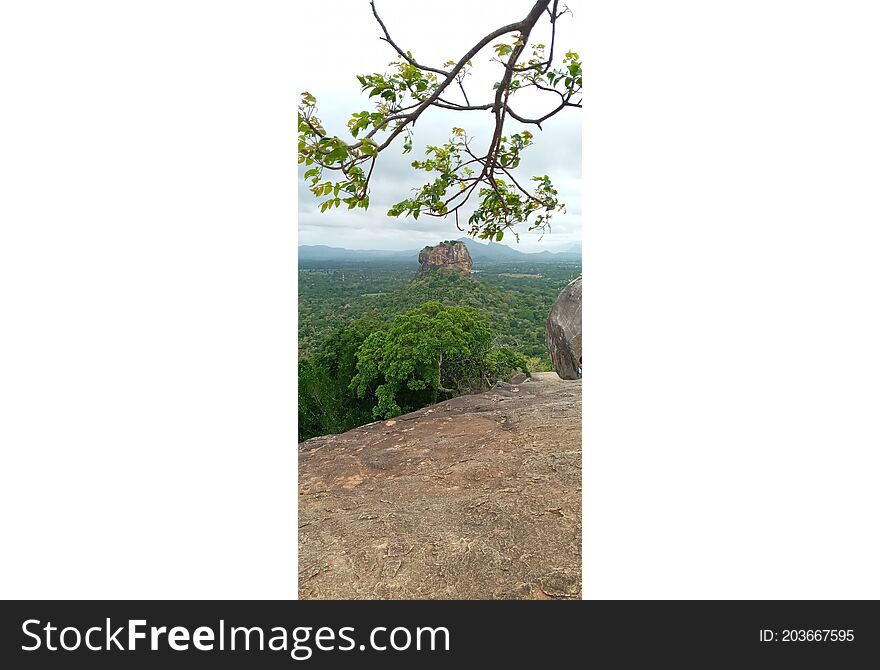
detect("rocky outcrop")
(417, 241), (472, 276)
(299, 372), (581, 600)
(546, 276), (582, 380)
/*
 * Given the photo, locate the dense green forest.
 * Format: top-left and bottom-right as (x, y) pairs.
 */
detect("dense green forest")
(298, 258), (581, 441)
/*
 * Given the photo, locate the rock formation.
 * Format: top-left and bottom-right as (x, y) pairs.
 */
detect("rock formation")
(417, 240), (472, 276)
(299, 372), (581, 599)
(545, 276), (582, 380)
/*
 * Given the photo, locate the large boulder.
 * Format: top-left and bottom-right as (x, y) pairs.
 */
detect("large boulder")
(417, 240), (472, 276)
(545, 276), (582, 379)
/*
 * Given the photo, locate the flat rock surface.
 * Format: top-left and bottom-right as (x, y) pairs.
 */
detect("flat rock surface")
(299, 372), (581, 599)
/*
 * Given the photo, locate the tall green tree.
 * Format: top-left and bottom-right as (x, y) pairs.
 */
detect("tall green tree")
(351, 301), (494, 419)
(298, 316), (381, 441)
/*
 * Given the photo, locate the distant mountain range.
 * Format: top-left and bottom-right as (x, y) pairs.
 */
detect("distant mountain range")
(298, 238), (581, 263)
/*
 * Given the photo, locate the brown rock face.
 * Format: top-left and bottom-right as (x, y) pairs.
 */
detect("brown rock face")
(417, 241), (472, 276)
(299, 373), (581, 599)
(546, 276), (582, 380)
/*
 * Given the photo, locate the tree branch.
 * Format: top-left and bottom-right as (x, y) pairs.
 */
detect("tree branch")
(370, 0), (450, 77)
(300, 0), (576, 239)
(505, 99), (580, 128)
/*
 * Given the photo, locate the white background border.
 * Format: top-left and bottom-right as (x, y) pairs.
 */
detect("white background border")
(1, 0), (299, 598)
(582, 0), (880, 598)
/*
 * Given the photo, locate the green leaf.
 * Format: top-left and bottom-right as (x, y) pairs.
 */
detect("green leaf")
(360, 140), (377, 157)
(327, 147), (348, 162)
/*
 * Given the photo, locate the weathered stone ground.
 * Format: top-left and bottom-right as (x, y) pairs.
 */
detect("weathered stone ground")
(299, 372), (581, 599)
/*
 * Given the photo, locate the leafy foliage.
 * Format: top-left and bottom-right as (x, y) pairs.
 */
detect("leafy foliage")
(484, 348), (531, 385)
(298, 257), (579, 440)
(298, 317), (379, 441)
(298, 0), (581, 240)
(351, 301), (494, 419)
(298, 259), (578, 363)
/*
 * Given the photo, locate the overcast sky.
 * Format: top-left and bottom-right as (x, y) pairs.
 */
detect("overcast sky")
(296, 0), (582, 252)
